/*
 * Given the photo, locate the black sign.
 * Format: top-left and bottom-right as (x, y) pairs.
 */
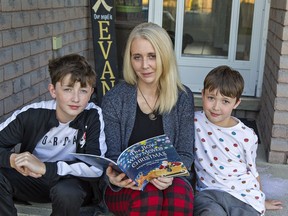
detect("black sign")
(90, 0), (118, 104)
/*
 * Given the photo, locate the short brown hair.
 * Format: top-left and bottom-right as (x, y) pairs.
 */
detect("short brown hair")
(204, 65), (244, 100)
(48, 53), (96, 87)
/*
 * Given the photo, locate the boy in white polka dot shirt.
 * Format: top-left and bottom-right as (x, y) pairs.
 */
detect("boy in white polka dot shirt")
(193, 65), (282, 216)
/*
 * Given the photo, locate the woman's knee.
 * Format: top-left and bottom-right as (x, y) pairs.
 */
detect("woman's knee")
(165, 178), (194, 200)
(162, 178), (194, 214)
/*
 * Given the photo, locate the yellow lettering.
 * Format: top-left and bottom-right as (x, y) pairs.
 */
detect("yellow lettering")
(98, 21), (111, 40)
(102, 80), (115, 95)
(100, 61), (115, 79)
(98, 41), (112, 59)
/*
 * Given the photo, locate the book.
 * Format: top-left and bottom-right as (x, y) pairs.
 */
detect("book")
(71, 134), (189, 190)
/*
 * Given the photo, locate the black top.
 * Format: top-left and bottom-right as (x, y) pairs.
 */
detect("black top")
(128, 103), (164, 146)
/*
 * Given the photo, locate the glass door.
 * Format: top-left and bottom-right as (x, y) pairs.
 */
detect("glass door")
(180, 0), (254, 61)
(150, 0), (269, 96)
(114, 0), (149, 77)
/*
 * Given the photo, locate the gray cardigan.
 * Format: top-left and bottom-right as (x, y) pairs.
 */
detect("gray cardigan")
(98, 82), (195, 210)
(101, 82), (195, 174)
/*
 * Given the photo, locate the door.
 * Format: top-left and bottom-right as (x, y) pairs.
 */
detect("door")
(149, 0), (269, 97)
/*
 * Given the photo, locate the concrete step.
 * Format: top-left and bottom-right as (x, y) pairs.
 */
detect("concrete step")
(16, 202), (51, 216)
(15, 202), (114, 216)
(257, 144), (288, 216)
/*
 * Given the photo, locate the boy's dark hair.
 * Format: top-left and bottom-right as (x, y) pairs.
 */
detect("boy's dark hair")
(48, 53), (96, 87)
(204, 65), (244, 100)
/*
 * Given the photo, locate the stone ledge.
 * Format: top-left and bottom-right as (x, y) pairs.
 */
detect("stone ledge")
(268, 151), (287, 164)
(16, 203), (51, 216)
(15, 202), (114, 216)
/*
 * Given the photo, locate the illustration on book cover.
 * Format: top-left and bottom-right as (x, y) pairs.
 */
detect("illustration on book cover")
(117, 134), (189, 190)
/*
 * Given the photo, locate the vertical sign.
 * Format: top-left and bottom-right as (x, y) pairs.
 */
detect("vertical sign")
(90, 0), (118, 104)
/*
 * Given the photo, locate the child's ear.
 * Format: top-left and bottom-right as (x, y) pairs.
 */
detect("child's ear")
(233, 98), (241, 109)
(48, 84), (57, 99)
(201, 89), (205, 97)
(90, 87), (94, 97)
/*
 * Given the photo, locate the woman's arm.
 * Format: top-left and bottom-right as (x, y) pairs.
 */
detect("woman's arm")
(174, 87), (195, 170)
(101, 92), (124, 162)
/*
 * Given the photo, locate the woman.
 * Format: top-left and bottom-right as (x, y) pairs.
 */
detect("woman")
(101, 22), (194, 215)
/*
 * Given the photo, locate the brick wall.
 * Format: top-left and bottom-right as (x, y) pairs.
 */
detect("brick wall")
(0, 0), (94, 122)
(258, 0), (288, 164)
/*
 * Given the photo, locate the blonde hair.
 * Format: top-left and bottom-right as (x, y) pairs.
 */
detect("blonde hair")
(123, 22), (185, 113)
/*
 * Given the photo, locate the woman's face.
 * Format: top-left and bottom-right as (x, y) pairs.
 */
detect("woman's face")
(130, 37), (158, 86)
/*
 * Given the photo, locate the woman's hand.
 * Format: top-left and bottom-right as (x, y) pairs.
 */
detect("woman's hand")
(106, 166), (139, 190)
(265, 199), (283, 210)
(150, 176), (173, 190)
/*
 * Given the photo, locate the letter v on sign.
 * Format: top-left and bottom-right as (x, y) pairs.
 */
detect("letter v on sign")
(98, 41), (112, 59)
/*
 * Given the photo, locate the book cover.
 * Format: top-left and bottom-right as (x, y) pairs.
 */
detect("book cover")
(70, 153), (122, 173)
(71, 134), (189, 190)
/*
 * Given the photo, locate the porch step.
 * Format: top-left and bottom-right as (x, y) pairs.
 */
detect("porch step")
(16, 202), (51, 216)
(15, 202), (114, 216)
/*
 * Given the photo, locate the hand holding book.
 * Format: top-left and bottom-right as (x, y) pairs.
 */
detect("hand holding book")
(71, 134), (189, 190)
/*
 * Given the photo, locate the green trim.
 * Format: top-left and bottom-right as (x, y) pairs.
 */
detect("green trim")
(116, 5), (142, 13)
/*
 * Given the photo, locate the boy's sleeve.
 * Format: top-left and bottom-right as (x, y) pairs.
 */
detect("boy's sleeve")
(82, 106), (107, 157)
(245, 130), (259, 177)
(0, 114), (25, 168)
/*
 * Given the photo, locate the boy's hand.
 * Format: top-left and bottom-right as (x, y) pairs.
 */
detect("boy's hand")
(10, 153), (41, 177)
(265, 199), (283, 210)
(106, 166), (138, 189)
(12, 152), (46, 178)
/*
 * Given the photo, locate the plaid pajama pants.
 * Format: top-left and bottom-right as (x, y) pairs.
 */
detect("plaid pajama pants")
(105, 177), (194, 216)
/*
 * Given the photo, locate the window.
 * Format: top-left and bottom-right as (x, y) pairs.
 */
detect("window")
(151, 0), (267, 96)
(115, 0), (149, 77)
